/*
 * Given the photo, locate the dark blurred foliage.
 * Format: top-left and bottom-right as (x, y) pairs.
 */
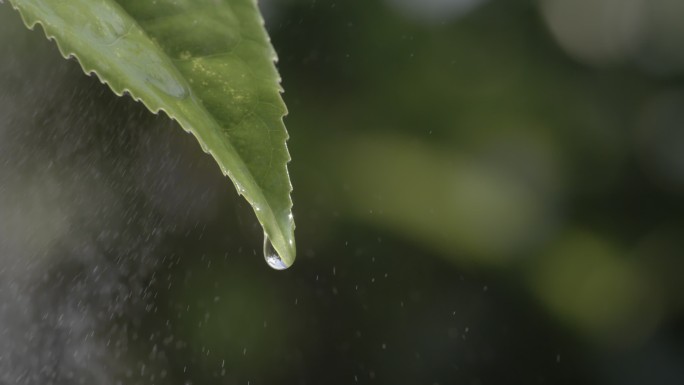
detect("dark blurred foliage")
(1, 0), (684, 384)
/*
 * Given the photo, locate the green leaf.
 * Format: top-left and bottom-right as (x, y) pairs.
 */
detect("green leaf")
(7, 0), (296, 267)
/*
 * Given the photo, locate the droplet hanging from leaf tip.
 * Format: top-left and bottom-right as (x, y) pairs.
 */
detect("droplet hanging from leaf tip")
(264, 233), (289, 270)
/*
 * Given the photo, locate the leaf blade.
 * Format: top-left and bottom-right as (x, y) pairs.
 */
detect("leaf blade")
(8, 0), (296, 266)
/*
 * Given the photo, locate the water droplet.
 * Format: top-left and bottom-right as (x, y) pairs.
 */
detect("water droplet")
(145, 67), (188, 99)
(264, 233), (288, 270)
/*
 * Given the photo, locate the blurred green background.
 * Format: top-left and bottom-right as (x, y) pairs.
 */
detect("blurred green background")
(1, 0), (684, 384)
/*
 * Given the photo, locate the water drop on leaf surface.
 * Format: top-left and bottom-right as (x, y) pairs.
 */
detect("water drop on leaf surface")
(264, 233), (288, 270)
